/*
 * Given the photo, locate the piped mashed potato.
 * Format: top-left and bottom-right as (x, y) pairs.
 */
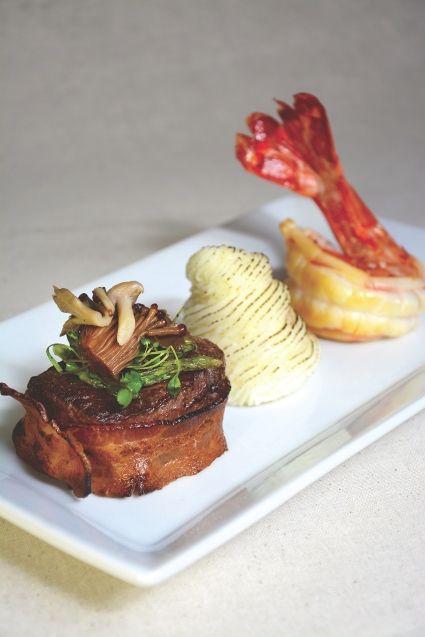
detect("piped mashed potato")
(182, 245), (319, 406)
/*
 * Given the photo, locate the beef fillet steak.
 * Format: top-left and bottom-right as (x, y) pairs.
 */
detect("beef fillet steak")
(0, 337), (230, 497)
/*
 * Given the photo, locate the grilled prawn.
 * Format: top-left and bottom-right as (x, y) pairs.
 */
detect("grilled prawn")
(236, 93), (425, 341)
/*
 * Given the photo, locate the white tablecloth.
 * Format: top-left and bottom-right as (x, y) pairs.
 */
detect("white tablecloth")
(1, 2), (424, 635)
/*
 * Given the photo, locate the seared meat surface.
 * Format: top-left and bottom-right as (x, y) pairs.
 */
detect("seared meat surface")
(28, 337), (228, 426)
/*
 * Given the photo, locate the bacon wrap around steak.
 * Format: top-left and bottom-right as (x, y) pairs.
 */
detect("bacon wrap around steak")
(0, 337), (230, 497)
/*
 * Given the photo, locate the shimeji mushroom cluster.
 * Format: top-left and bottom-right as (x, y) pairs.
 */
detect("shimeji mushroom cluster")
(53, 281), (144, 345)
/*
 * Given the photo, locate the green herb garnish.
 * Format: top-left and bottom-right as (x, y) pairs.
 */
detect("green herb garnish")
(46, 332), (222, 408)
(116, 388), (133, 408)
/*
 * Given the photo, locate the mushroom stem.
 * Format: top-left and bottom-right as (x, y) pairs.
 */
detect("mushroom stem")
(92, 287), (115, 316)
(147, 324), (187, 337)
(115, 297), (136, 345)
(106, 281), (144, 346)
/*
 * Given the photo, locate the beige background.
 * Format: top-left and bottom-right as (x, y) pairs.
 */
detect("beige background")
(1, 1), (425, 636)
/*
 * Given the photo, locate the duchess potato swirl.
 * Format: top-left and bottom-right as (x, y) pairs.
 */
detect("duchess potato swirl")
(183, 246), (319, 406)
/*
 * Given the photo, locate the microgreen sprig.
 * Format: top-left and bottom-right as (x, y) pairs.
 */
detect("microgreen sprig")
(167, 345), (181, 397)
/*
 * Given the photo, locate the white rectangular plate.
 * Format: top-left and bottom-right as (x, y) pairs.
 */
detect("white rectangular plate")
(1, 196), (425, 586)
